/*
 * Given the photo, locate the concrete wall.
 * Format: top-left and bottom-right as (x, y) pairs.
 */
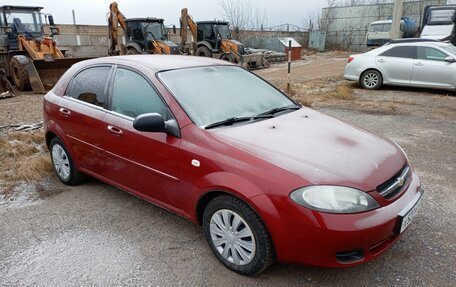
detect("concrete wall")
(45, 25), (113, 57)
(46, 24), (309, 57)
(322, 0), (447, 51)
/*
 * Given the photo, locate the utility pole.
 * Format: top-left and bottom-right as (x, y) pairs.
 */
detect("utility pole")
(72, 9), (76, 25)
(391, 0), (404, 39)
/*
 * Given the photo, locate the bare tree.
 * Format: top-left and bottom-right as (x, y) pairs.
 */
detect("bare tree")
(302, 9), (322, 31)
(219, 0), (252, 40)
(252, 4), (268, 31)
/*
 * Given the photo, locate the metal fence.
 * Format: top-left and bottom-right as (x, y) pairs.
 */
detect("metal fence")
(322, 0), (447, 51)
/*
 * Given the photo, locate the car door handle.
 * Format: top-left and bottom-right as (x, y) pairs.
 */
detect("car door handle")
(107, 125), (123, 135)
(377, 59), (385, 63)
(59, 107), (71, 117)
(415, 62), (423, 66)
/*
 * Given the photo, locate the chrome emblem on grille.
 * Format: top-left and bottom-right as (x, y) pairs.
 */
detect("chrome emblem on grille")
(397, 176), (405, 187)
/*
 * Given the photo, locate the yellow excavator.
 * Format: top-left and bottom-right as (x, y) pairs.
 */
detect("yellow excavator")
(179, 8), (268, 69)
(0, 5), (89, 94)
(109, 2), (179, 56)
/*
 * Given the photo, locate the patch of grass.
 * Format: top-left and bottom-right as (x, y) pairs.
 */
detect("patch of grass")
(16, 154), (53, 182)
(289, 78), (356, 107)
(0, 131), (52, 186)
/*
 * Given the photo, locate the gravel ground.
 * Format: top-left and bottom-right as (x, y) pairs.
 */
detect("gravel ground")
(0, 55), (455, 286)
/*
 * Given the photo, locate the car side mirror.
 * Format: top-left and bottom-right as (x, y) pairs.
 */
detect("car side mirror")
(133, 113), (181, 138)
(445, 56), (456, 63)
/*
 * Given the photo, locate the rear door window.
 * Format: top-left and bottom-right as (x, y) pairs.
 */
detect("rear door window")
(68, 66), (111, 107)
(417, 47), (448, 61)
(110, 68), (168, 119)
(380, 46), (416, 59)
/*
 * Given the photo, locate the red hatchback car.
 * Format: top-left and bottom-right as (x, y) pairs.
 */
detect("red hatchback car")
(44, 55), (423, 275)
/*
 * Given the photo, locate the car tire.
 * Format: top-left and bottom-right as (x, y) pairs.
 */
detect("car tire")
(196, 46), (212, 58)
(203, 195), (274, 275)
(50, 137), (86, 186)
(220, 53), (238, 64)
(360, 69), (383, 90)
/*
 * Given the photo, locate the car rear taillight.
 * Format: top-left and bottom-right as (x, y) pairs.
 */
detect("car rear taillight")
(348, 56), (355, 63)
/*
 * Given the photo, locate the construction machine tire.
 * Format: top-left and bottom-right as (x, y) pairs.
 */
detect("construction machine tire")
(196, 46), (212, 58)
(11, 56), (32, 91)
(126, 48), (140, 55)
(220, 53), (237, 63)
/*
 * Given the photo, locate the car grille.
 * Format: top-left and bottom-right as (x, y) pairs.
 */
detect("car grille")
(376, 165), (410, 199)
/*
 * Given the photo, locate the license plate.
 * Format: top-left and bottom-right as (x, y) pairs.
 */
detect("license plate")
(394, 191), (423, 234)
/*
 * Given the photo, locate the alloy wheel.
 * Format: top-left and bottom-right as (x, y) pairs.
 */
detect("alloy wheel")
(363, 73), (379, 88)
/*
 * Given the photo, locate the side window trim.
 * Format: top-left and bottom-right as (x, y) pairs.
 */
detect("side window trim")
(65, 64), (114, 109)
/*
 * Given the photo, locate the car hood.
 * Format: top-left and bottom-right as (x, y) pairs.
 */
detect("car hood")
(211, 108), (406, 192)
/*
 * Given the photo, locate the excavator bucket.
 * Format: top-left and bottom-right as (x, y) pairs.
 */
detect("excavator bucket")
(27, 57), (91, 94)
(0, 70), (15, 99)
(241, 54), (270, 70)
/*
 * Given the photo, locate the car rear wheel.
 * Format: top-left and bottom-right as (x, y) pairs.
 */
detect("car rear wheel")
(50, 137), (85, 185)
(360, 70), (383, 90)
(203, 195), (274, 275)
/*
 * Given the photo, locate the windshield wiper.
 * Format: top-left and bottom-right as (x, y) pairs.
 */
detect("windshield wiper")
(257, 105), (300, 117)
(205, 115), (272, 130)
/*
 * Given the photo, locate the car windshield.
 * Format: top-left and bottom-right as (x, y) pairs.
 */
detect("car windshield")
(143, 22), (166, 40)
(159, 66), (298, 127)
(428, 9), (455, 24)
(215, 24), (231, 38)
(441, 45), (456, 56)
(370, 23), (391, 32)
(6, 10), (43, 33)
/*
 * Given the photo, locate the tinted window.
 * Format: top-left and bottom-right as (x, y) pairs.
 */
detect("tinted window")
(380, 46), (415, 59)
(69, 67), (111, 107)
(111, 68), (167, 118)
(417, 47), (448, 61)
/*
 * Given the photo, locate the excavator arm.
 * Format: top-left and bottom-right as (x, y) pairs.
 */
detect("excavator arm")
(108, 1), (126, 55)
(180, 8), (198, 54)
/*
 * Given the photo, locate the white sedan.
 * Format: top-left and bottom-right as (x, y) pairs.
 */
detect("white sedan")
(344, 40), (456, 90)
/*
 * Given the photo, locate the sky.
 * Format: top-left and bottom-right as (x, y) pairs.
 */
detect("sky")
(10, 0), (327, 29)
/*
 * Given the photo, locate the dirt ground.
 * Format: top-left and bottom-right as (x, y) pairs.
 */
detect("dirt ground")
(1, 53), (455, 286)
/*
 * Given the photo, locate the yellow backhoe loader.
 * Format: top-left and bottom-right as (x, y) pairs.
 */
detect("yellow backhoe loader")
(108, 2), (179, 55)
(0, 5), (90, 94)
(179, 8), (268, 69)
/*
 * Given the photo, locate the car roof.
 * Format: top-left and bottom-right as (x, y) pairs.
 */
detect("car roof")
(72, 55), (234, 72)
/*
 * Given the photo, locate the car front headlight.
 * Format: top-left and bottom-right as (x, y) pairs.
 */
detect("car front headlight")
(290, 186), (380, 214)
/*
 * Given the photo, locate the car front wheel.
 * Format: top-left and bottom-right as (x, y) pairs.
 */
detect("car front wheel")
(203, 195), (274, 275)
(360, 70), (383, 90)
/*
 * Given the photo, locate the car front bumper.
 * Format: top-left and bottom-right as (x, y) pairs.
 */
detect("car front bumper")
(251, 169), (422, 267)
